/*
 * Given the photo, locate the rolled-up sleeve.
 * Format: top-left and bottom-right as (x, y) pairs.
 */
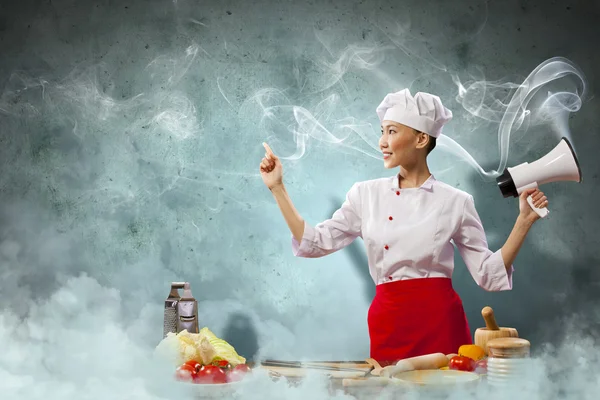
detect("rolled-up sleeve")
(292, 183), (363, 258)
(453, 195), (514, 291)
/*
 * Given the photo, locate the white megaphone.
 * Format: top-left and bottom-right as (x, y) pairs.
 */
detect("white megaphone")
(496, 137), (582, 218)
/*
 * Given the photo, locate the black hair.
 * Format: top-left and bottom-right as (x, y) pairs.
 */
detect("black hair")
(415, 130), (436, 154)
(426, 136), (436, 154)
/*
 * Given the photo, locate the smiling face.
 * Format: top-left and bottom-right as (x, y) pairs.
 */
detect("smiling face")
(379, 121), (433, 169)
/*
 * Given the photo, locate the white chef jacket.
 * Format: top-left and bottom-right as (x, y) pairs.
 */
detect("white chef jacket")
(292, 175), (513, 291)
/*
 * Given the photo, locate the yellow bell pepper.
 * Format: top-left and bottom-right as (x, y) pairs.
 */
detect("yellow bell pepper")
(458, 344), (485, 361)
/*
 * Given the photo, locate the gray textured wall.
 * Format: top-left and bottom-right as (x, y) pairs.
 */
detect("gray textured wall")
(1, 0), (599, 398)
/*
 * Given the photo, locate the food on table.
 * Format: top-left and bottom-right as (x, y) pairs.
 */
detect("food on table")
(473, 358), (487, 374)
(155, 327), (246, 367)
(380, 353), (449, 377)
(226, 364), (252, 383)
(457, 344), (486, 361)
(193, 365), (228, 384)
(175, 360), (252, 384)
(155, 327), (251, 384)
(175, 363), (197, 381)
(198, 327), (246, 366)
(448, 355), (476, 372)
(212, 360), (230, 368)
(154, 329), (202, 366)
(184, 360), (201, 370)
(443, 344), (489, 374)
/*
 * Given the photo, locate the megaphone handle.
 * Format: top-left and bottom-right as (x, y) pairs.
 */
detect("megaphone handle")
(527, 195), (549, 218)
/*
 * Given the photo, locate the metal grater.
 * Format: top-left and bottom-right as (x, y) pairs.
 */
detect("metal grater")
(176, 282), (199, 334)
(163, 282), (186, 338)
(163, 307), (178, 338)
(163, 282), (199, 338)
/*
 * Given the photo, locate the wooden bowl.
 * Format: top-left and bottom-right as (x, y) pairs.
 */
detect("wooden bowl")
(474, 327), (519, 354)
(474, 306), (519, 355)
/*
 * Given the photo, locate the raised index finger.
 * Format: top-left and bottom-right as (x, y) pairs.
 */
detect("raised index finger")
(263, 142), (275, 158)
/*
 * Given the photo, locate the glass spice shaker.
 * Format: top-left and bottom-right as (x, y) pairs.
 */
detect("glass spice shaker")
(486, 337), (531, 387)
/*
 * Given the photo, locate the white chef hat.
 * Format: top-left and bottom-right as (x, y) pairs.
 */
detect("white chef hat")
(376, 89), (453, 138)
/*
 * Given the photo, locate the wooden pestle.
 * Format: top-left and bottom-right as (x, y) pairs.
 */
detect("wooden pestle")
(474, 306), (519, 355)
(482, 306), (500, 330)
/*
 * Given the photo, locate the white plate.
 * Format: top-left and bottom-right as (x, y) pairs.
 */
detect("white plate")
(176, 379), (245, 398)
(391, 369), (480, 389)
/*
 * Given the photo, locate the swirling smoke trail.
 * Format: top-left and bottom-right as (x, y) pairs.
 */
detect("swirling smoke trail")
(248, 54), (587, 184)
(447, 56), (587, 181)
(242, 44), (388, 161)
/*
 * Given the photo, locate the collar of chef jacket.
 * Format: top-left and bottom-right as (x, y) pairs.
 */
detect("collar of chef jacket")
(391, 174), (436, 191)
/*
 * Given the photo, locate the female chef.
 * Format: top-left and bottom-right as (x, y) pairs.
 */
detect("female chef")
(258, 89), (548, 366)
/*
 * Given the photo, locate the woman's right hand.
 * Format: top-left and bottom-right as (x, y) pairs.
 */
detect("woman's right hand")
(260, 142), (283, 190)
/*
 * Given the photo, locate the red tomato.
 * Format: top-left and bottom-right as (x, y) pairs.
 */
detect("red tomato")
(193, 365), (228, 384)
(227, 364), (251, 382)
(212, 360), (230, 368)
(234, 364), (251, 373)
(448, 356), (475, 372)
(474, 358), (487, 374)
(175, 364), (196, 382)
(184, 360), (201, 372)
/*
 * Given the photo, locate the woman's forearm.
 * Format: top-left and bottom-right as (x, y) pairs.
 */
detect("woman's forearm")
(270, 183), (305, 243)
(500, 215), (535, 271)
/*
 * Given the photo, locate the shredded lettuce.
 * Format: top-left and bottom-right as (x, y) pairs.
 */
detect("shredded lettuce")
(198, 327), (246, 366)
(154, 327), (246, 367)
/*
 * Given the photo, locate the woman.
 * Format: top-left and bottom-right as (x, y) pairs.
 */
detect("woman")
(259, 89), (548, 366)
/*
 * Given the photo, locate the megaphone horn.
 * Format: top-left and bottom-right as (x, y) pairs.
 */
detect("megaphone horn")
(496, 137), (582, 218)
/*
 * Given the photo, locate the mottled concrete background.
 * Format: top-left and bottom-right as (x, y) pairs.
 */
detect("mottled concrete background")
(0, 0), (599, 398)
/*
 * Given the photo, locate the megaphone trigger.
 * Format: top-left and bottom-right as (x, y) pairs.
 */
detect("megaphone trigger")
(526, 195), (549, 218)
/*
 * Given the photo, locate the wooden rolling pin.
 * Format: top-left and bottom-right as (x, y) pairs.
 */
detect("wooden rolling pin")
(380, 353), (449, 378)
(474, 306), (519, 355)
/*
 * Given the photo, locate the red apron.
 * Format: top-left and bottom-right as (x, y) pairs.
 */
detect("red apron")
(367, 277), (472, 366)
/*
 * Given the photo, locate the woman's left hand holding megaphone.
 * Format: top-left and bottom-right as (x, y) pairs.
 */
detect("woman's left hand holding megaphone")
(519, 188), (548, 222)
